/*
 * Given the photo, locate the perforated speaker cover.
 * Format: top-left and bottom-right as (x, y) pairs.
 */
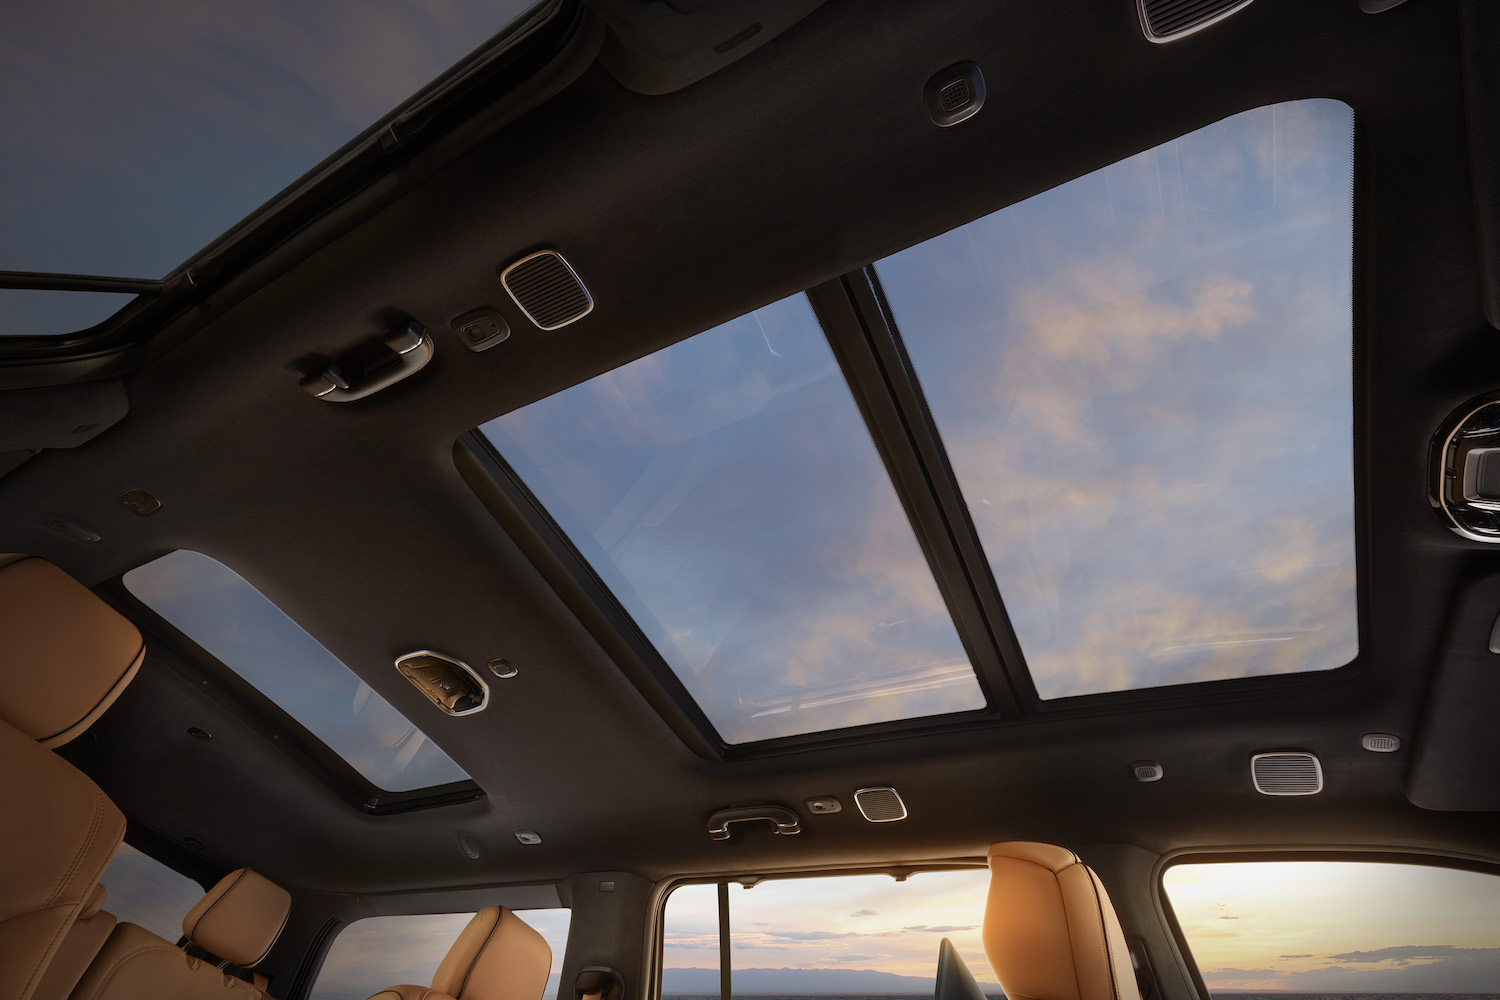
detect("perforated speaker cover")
(1250, 752), (1323, 795)
(1138, 0), (1254, 42)
(501, 250), (593, 330)
(854, 786), (908, 822)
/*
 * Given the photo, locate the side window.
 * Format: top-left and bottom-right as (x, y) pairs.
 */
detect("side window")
(661, 870), (995, 998)
(1163, 859), (1500, 993)
(310, 908), (571, 1000)
(97, 842), (205, 942)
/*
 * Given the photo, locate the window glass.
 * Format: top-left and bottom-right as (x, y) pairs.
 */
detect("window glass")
(2, 2), (540, 284)
(0, 289), (137, 336)
(877, 98), (1358, 699)
(1163, 860), (1500, 993)
(97, 842), (204, 942)
(661, 871), (997, 997)
(123, 549), (469, 792)
(310, 908), (571, 1000)
(481, 294), (985, 744)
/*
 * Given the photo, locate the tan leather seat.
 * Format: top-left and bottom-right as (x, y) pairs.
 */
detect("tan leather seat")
(72, 868), (291, 1000)
(0, 555), (145, 1000)
(31, 888), (117, 1000)
(983, 841), (1140, 1000)
(367, 906), (552, 1000)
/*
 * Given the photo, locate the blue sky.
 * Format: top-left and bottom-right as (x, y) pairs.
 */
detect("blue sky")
(484, 99), (1357, 738)
(482, 296), (987, 744)
(1, 0), (534, 334)
(880, 99), (1357, 699)
(124, 549), (469, 792)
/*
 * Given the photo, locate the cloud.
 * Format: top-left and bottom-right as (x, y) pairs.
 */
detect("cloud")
(1202, 945), (1500, 993)
(849, 910), (877, 918)
(903, 925), (979, 934)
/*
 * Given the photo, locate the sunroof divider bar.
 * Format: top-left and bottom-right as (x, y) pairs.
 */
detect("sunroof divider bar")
(454, 435), (726, 760)
(808, 273), (1027, 715)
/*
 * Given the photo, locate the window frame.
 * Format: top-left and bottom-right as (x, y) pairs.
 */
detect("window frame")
(644, 860), (990, 1000)
(1154, 847), (1500, 1000)
(296, 888), (571, 1000)
(458, 100), (1371, 759)
(106, 571), (485, 815)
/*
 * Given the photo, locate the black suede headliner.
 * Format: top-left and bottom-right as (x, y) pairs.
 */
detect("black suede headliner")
(6, 2), (1500, 990)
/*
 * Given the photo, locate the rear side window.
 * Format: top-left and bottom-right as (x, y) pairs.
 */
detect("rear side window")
(1163, 860), (1500, 993)
(310, 908), (571, 1000)
(97, 843), (204, 942)
(661, 870), (995, 997)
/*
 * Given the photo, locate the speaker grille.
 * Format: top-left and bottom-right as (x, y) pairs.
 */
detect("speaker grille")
(1250, 752), (1323, 796)
(1139, 0), (1254, 41)
(853, 786), (908, 822)
(938, 79), (972, 113)
(501, 251), (593, 330)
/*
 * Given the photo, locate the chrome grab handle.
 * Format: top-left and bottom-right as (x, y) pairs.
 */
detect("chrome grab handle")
(707, 804), (801, 841)
(301, 321), (434, 402)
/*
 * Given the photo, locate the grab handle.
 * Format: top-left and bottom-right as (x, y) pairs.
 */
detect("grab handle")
(301, 321), (433, 401)
(707, 805), (801, 841)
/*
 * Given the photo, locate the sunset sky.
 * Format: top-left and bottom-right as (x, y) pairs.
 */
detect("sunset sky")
(663, 870), (997, 989)
(1165, 860), (1500, 993)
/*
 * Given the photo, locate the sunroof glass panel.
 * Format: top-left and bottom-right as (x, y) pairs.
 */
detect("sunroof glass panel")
(877, 99), (1358, 699)
(480, 294), (985, 743)
(124, 549), (470, 792)
(3, 1), (538, 282)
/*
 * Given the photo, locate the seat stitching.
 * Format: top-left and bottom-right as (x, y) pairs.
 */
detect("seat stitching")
(74, 940), (180, 1000)
(247, 901), (292, 966)
(455, 908), (502, 999)
(47, 782), (106, 906)
(1085, 870), (1121, 1000)
(188, 868), (247, 943)
(38, 643), (145, 744)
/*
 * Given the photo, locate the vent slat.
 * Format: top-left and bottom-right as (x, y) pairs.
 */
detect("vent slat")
(1251, 752), (1324, 796)
(502, 251), (593, 330)
(1141, 0), (1251, 39)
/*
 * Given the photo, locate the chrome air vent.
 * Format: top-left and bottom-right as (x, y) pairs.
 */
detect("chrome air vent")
(1250, 752), (1323, 796)
(501, 250), (593, 330)
(1138, 0), (1255, 42)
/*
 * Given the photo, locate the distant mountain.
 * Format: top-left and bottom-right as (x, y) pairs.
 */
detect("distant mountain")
(661, 966), (1003, 994)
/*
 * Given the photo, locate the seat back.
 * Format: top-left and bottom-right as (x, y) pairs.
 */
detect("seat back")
(30, 887), (116, 1000)
(0, 555), (145, 1000)
(983, 841), (1140, 1000)
(72, 867), (291, 1000)
(366, 906), (552, 1000)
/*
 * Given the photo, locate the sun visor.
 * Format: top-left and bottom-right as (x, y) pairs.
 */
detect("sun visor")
(0, 555), (144, 747)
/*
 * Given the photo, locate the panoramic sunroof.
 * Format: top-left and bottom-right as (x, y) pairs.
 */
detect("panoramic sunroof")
(1, 0), (538, 335)
(876, 98), (1358, 699)
(479, 295), (986, 744)
(124, 550), (470, 792)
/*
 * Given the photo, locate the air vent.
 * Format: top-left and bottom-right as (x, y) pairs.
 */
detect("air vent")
(853, 786), (908, 822)
(1250, 752), (1323, 796)
(501, 251), (593, 330)
(1138, 0), (1255, 42)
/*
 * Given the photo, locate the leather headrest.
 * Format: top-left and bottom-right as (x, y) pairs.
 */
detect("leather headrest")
(0, 555), (145, 747)
(183, 868), (292, 968)
(431, 906), (552, 1000)
(983, 841), (1140, 1000)
(79, 883), (107, 921)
